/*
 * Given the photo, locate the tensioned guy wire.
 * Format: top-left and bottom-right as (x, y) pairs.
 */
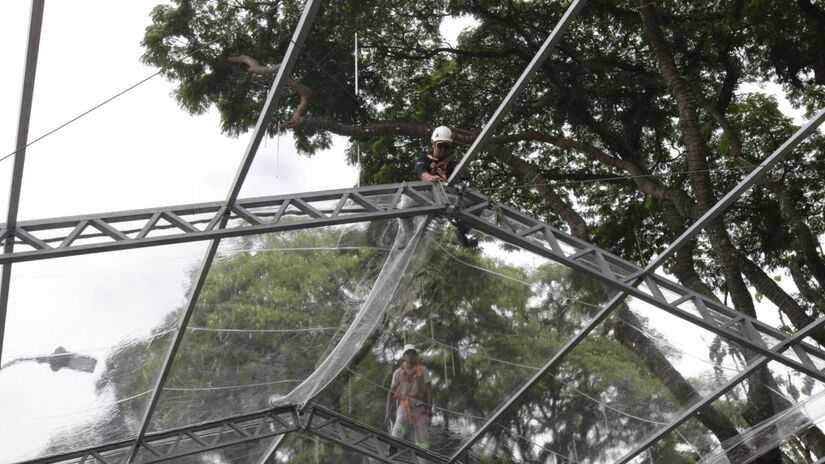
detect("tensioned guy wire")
(1, 42), (212, 164)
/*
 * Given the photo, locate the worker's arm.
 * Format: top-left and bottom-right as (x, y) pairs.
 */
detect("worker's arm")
(420, 172), (444, 182)
(425, 381), (433, 416)
(414, 154), (443, 182)
(385, 383), (397, 425)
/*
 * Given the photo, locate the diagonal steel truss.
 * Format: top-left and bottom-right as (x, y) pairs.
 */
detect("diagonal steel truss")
(0, 182), (446, 265)
(20, 404), (447, 464)
(23, 407), (300, 464)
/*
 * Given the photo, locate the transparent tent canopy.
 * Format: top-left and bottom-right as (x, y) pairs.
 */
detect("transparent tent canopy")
(2, 1), (825, 464)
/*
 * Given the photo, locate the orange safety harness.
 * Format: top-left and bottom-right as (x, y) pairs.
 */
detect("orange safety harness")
(427, 155), (450, 181)
(394, 364), (427, 422)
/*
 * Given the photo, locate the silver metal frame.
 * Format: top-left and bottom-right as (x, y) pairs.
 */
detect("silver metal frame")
(4, 0), (825, 462)
(304, 405), (448, 464)
(0, 0), (45, 367)
(23, 406), (299, 464)
(124, 1), (323, 461)
(20, 404), (445, 464)
(448, 0), (589, 184)
(0, 182), (446, 264)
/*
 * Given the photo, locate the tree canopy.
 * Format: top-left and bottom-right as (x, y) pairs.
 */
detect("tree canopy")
(129, 0), (825, 461)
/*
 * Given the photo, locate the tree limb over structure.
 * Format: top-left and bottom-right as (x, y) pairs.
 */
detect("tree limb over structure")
(227, 54), (312, 126)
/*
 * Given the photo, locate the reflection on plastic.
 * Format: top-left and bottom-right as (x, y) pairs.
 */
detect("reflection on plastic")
(699, 389), (825, 464)
(271, 213), (431, 408)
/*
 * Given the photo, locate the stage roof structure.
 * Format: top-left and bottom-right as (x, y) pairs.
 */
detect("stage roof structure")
(2, 1), (824, 463)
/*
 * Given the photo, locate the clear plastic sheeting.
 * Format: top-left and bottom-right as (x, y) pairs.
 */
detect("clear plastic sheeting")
(272, 432), (362, 463)
(467, 310), (682, 463)
(697, 375), (825, 463)
(0, 243), (206, 462)
(145, 219), (417, 432)
(621, 293), (755, 398)
(309, 218), (615, 458)
(630, 418), (720, 464)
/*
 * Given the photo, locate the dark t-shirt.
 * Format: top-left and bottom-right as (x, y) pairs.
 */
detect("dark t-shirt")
(414, 152), (457, 181)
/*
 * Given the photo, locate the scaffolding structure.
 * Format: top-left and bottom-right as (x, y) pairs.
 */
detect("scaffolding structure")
(2, 1), (825, 463)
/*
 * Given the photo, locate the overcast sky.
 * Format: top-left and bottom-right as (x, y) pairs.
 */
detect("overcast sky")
(0, 1), (361, 459)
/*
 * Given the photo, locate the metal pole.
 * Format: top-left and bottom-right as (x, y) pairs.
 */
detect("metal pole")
(615, 315), (825, 464)
(125, 1), (323, 461)
(448, 292), (623, 462)
(225, 1), (322, 207)
(645, 107), (825, 273)
(258, 433), (288, 464)
(0, 0), (45, 366)
(447, 0), (588, 184)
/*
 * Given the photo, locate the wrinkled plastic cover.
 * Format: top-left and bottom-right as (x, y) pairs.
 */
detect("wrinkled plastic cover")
(699, 388), (825, 464)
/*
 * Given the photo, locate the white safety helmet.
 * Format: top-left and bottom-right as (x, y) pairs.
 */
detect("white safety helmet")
(403, 344), (417, 354)
(431, 126), (453, 145)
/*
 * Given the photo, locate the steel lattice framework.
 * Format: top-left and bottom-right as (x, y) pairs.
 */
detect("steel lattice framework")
(3, 0), (825, 463)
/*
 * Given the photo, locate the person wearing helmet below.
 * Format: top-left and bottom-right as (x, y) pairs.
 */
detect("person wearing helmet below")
(414, 126), (475, 247)
(385, 344), (433, 460)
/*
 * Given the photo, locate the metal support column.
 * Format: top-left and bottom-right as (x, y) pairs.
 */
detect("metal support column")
(125, 1), (323, 461)
(615, 315), (825, 464)
(447, 0), (588, 184)
(0, 0), (45, 366)
(645, 107), (825, 273)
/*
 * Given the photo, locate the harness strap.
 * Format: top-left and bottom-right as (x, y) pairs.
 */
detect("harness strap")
(427, 155), (450, 181)
(395, 364), (426, 422)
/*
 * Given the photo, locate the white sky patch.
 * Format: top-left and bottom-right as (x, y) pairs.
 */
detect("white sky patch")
(440, 14), (479, 48)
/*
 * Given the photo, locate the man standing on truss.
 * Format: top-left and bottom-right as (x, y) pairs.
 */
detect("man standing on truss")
(414, 126), (476, 248)
(385, 344), (433, 456)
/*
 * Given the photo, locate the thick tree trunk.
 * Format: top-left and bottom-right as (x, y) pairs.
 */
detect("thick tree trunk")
(739, 255), (825, 345)
(487, 144), (590, 239)
(613, 309), (764, 464)
(637, 4), (785, 462)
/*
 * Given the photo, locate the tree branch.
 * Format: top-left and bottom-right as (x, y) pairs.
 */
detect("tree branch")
(227, 54), (313, 126)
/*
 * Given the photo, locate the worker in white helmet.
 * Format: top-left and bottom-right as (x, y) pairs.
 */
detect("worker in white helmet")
(412, 126), (475, 247)
(415, 126), (456, 182)
(385, 344), (433, 459)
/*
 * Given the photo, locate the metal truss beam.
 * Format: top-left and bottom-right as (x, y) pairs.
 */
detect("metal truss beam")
(303, 405), (448, 464)
(647, 107), (825, 273)
(3, 182), (823, 381)
(452, 191), (825, 383)
(21, 406), (299, 464)
(449, 186), (825, 460)
(1, 0), (45, 368)
(459, 191), (825, 379)
(0, 182), (446, 264)
(615, 315), (825, 464)
(448, 0), (588, 184)
(22, 404), (449, 464)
